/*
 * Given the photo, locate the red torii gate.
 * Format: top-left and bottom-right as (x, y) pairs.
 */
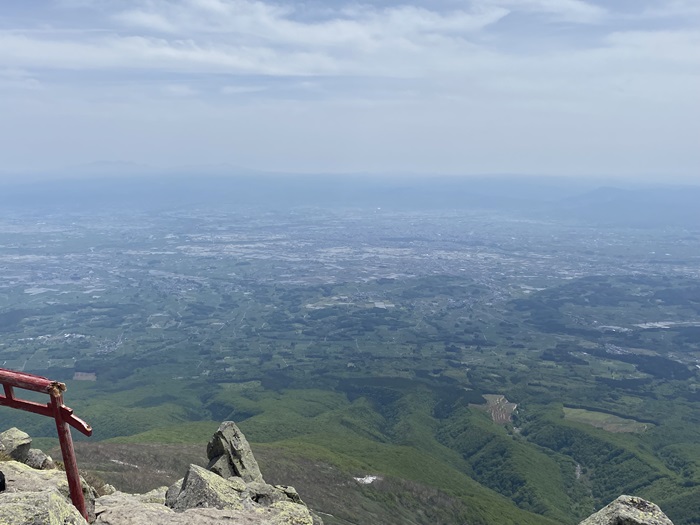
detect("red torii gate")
(0, 368), (92, 519)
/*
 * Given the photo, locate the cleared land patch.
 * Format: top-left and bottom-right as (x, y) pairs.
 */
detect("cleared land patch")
(563, 408), (652, 433)
(472, 394), (517, 424)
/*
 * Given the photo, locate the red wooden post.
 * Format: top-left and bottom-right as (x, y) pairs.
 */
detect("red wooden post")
(0, 368), (92, 520)
(50, 390), (88, 519)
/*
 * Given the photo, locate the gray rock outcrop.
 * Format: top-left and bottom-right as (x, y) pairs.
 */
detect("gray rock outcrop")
(0, 427), (32, 463)
(579, 495), (674, 525)
(0, 422), (315, 525)
(206, 421), (264, 483)
(96, 421), (315, 524)
(0, 460), (89, 524)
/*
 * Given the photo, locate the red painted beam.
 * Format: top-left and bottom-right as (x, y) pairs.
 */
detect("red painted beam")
(0, 368), (65, 394)
(0, 395), (92, 436)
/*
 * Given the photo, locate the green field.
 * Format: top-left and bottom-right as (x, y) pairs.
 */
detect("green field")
(563, 408), (652, 433)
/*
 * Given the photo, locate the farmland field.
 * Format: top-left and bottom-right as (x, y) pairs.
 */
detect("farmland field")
(563, 408), (652, 433)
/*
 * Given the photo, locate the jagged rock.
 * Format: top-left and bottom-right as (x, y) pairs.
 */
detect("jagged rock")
(579, 495), (674, 525)
(206, 421), (264, 484)
(25, 447), (56, 470)
(165, 477), (184, 508)
(98, 482), (313, 524)
(276, 485), (304, 505)
(168, 463), (248, 511)
(244, 481), (296, 506)
(164, 464), (314, 523)
(0, 427), (32, 463)
(0, 424), (315, 525)
(0, 460), (89, 524)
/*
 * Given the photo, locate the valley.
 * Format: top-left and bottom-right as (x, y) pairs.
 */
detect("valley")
(1, 197), (699, 524)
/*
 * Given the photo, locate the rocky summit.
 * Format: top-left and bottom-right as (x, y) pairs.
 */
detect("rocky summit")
(0, 422), (677, 525)
(0, 421), (317, 525)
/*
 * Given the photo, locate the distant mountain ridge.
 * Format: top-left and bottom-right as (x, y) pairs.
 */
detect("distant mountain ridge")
(0, 174), (697, 229)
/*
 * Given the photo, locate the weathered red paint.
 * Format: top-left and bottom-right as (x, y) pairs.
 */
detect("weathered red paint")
(0, 368), (92, 519)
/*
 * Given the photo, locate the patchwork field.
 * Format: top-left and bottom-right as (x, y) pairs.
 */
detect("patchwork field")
(1, 201), (699, 525)
(563, 408), (652, 433)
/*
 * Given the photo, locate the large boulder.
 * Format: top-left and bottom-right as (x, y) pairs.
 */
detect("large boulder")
(0, 489), (87, 524)
(0, 427), (32, 463)
(206, 421), (264, 484)
(0, 460), (89, 524)
(579, 495), (674, 525)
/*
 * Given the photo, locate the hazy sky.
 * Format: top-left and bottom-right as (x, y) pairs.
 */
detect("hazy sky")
(0, 0), (698, 179)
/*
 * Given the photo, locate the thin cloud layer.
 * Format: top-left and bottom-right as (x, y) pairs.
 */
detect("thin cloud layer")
(0, 0), (697, 179)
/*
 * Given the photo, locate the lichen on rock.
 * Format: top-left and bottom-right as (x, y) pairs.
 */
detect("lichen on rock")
(579, 495), (674, 525)
(0, 460), (89, 525)
(206, 421), (264, 484)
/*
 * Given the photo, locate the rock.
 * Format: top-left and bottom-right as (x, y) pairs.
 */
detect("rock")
(95, 501), (313, 524)
(168, 464), (247, 511)
(0, 424), (315, 525)
(165, 478), (183, 508)
(579, 495), (674, 525)
(0, 427), (32, 463)
(0, 488), (88, 524)
(140, 486), (169, 505)
(206, 421), (264, 484)
(98, 484), (313, 525)
(244, 481), (294, 506)
(164, 464), (314, 524)
(95, 492), (175, 524)
(275, 485), (304, 505)
(0, 460), (88, 524)
(25, 448), (56, 470)
(1, 458), (97, 522)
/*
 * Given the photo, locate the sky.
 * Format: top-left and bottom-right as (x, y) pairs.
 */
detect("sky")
(0, 0), (698, 180)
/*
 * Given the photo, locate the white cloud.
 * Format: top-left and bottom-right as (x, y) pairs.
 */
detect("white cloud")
(111, 1), (509, 49)
(0, 0), (695, 177)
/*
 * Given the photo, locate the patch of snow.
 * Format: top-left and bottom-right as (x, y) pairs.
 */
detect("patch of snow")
(354, 475), (381, 485)
(109, 459), (140, 469)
